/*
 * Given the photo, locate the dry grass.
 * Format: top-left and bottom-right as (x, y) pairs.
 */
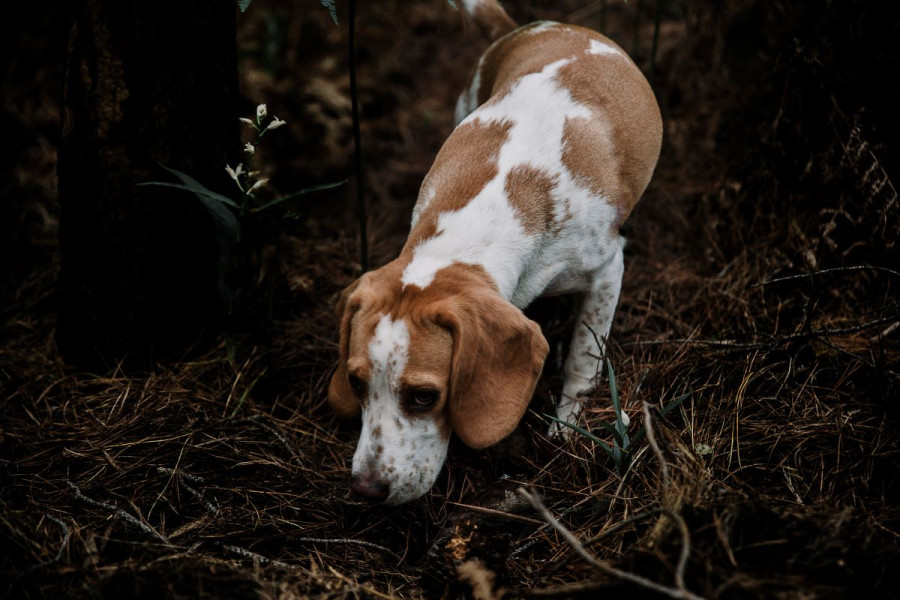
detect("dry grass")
(2, 0), (899, 598)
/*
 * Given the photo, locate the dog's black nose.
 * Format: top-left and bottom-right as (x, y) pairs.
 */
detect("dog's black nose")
(350, 472), (390, 503)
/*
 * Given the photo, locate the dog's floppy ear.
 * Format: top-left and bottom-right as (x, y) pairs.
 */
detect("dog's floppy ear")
(327, 277), (366, 417)
(434, 291), (549, 449)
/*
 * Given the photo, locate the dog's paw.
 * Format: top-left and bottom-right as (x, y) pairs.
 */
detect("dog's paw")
(547, 400), (583, 440)
(547, 419), (571, 440)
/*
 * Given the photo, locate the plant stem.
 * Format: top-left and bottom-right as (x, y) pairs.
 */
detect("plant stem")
(348, 0), (369, 273)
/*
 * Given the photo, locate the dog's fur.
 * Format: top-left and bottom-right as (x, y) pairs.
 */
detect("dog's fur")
(329, 0), (662, 505)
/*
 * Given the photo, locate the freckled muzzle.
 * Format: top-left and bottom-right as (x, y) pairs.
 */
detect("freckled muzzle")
(350, 412), (452, 505)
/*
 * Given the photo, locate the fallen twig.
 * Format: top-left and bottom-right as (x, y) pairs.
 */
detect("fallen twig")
(5, 514), (71, 596)
(156, 466), (218, 514)
(445, 501), (546, 526)
(293, 537), (397, 556)
(519, 487), (705, 600)
(248, 414), (301, 460)
(754, 265), (900, 287)
(626, 314), (899, 351)
(222, 543), (297, 570)
(643, 401), (671, 487)
(68, 481), (168, 544)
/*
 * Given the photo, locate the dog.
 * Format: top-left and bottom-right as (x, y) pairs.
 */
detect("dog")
(328, 0), (662, 505)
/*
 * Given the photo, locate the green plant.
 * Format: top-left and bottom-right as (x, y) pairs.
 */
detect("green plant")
(140, 104), (344, 307)
(546, 360), (692, 473)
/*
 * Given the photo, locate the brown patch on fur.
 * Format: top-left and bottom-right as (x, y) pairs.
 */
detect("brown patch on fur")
(467, 24), (662, 227)
(327, 263), (403, 417)
(556, 35), (662, 225)
(560, 115), (624, 207)
(504, 165), (558, 235)
(424, 265), (549, 449)
(406, 120), (512, 249)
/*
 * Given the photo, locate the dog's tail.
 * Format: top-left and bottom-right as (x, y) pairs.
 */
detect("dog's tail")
(460, 0), (517, 42)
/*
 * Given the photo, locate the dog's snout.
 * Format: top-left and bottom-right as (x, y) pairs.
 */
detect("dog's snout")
(350, 472), (390, 503)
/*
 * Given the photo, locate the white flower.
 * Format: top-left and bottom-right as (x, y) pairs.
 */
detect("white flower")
(256, 103), (267, 120)
(267, 117), (287, 130)
(225, 163), (244, 181)
(244, 142), (255, 155)
(240, 117), (255, 127)
(249, 178), (269, 192)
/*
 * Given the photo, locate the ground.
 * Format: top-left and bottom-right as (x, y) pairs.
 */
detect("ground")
(2, 1), (899, 598)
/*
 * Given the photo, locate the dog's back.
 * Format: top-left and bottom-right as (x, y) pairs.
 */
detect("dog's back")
(455, 4), (662, 224)
(406, 2), (662, 307)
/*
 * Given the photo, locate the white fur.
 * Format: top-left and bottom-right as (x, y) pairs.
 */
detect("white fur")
(352, 315), (449, 505)
(587, 38), (625, 57)
(454, 52), (485, 126)
(525, 21), (558, 36)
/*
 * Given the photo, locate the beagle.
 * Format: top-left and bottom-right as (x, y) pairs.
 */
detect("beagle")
(329, 0), (662, 504)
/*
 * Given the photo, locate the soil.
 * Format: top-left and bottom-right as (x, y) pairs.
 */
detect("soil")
(2, 1), (899, 598)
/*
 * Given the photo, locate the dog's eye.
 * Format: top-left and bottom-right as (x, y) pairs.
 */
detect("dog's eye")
(408, 389), (439, 412)
(348, 374), (366, 398)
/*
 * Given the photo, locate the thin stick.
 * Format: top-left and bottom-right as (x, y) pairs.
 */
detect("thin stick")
(223, 544), (297, 570)
(445, 501), (546, 526)
(5, 515), (72, 596)
(69, 482), (168, 544)
(293, 537), (397, 556)
(626, 314), (900, 350)
(518, 487), (705, 600)
(754, 265), (900, 287)
(643, 401), (670, 487)
(156, 467), (218, 514)
(347, 0), (368, 273)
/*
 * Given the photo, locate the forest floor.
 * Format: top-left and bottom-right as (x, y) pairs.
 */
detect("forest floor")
(2, 1), (899, 598)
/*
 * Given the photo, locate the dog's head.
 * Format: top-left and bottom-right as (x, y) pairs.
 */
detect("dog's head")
(328, 263), (548, 505)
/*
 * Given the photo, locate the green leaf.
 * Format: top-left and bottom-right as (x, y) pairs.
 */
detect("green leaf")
(231, 368), (267, 418)
(594, 421), (624, 447)
(629, 389), (693, 447)
(544, 414), (618, 461)
(139, 182), (240, 210)
(320, 0), (338, 24)
(139, 180), (240, 242)
(606, 359), (631, 454)
(160, 165), (241, 208)
(252, 180), (347, 212)
(237, 0), (251, 12)
(660, 390), (692, 418)
(446, 0), (458, 9)
(196, 194), (241, 242)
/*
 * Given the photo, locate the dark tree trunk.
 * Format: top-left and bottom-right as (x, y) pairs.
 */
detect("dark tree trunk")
(57, 1), (240, 370)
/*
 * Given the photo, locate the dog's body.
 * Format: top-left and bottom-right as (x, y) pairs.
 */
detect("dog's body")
(329, 0), (662, 505)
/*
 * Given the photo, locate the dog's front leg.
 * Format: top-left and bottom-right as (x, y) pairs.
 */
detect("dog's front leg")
(550, 242), (625, 437)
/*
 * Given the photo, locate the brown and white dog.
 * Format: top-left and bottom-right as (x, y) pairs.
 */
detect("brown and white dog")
(328, 0), (662, 504)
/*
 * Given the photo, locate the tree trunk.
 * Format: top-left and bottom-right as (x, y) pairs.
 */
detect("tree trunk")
(57, 1), (240, 370)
